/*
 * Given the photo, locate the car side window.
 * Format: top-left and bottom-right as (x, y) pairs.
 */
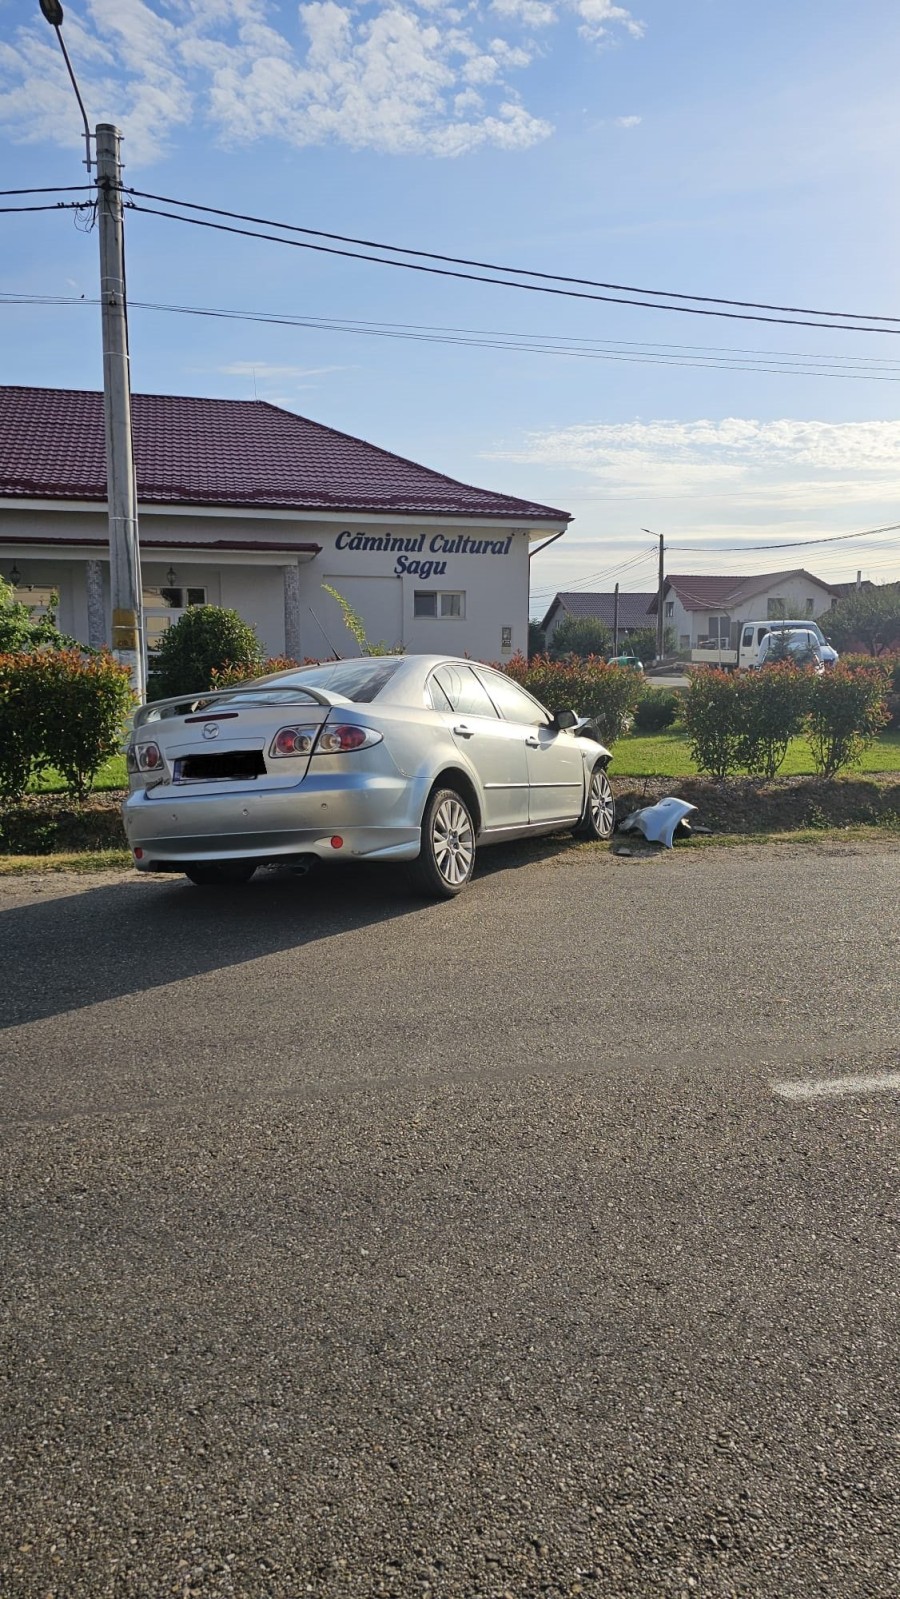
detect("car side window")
(429, 665), (499, 718)
(476, 669), (550, 727)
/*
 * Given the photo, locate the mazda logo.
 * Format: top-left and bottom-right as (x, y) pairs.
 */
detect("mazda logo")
(202, 722), (220, 740)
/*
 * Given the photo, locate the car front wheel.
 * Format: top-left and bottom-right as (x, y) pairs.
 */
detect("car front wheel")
(409, 787), (476, 898)
(574, 763), (615, 840)
(183, 861), (258, 887)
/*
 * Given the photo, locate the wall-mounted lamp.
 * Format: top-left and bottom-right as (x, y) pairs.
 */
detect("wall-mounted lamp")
(166, 566), (177, 586)
(9, 564), (21, 586)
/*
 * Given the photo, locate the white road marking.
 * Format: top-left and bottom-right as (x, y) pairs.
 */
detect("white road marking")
(773, 1072), (900, 1101)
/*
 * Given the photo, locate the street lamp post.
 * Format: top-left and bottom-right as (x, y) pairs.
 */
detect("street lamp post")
(38, 1), (145, 701)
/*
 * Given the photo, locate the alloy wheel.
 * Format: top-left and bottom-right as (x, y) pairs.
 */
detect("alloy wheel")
(431, 796), (475, 886)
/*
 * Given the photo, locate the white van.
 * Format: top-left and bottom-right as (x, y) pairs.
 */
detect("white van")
(691, 619), (839, 670)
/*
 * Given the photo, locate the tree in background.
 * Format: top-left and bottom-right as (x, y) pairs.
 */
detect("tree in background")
(148, 605), (262, 698)
(826, 583), (900, 657)
(548, 615), (612, 660)
(528, 619), (546, 660)
(626, 626), (677, 664)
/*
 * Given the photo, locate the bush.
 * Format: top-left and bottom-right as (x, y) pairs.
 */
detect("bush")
(683, 670), (743, 779)
(148, 606), (262, 699)
(0, 575), (75, 653)
(806, 667), (889, 779)
(838, 653), (899, 729)
(548, 616), (612, 660)
(734, 665), (814, 779)
(503, 652), (641, 745)
(209, 656), (305, 689)
(626, 626), (677, 665)
(634, 686), (681, 732)
(0, 650), (133, 800)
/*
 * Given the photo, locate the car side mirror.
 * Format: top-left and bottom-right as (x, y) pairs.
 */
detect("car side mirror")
(552, 708), (578, 731)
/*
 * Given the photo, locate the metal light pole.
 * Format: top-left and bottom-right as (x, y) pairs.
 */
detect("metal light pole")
(39, 2), (145, 700)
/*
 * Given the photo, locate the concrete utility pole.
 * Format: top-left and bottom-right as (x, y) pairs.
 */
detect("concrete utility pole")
(96, 123), (145, 701)
(655, 531), (665, 662)
(613, 582), (619, 655)
(39, 2), (145, 700)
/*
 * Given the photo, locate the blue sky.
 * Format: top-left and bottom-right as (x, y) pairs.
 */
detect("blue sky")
(2, 0), (899, 612)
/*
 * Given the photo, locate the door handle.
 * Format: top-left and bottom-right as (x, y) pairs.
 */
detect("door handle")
(453, 723), (475, 738)
(525, 736), (540, 748)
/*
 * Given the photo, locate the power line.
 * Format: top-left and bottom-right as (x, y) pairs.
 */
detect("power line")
(0, 185), (93, 197)
(120, 186), (900, 329)
(530, 548), (657, 603)
(122, 201), (900, 337)
(7, 291), (900, 386)
(7, 289), (900, 383)
(667, 521), (900, 553)
(0, 201), (94, 214)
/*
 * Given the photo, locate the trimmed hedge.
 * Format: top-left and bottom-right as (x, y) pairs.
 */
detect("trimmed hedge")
(0, 650), (133, 800)
(503, 653), (642, 745)
(684, 663), (888, 780)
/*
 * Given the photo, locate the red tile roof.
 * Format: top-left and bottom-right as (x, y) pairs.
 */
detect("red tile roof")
(654, 570), (839, 612)
(0, 386), (569, 523)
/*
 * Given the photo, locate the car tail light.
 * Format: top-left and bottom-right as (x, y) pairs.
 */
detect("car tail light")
(269, 725), (322, 757)
(269, 723), (383, 758)
(127, 740), (164, 772)
(315, 724), (382, 754)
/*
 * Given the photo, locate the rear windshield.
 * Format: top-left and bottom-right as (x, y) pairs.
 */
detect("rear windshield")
(255, 658), (403, 703)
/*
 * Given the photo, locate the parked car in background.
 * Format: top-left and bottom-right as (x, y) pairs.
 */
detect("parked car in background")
(124, 656), (615, 898)
(756, 627), (825, 672)
(607, 653), (644, 672)
(691, 618), (838, 671)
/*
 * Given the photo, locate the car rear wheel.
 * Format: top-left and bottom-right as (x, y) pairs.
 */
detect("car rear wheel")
(409, 787), (476, 898)
(183, 861), (258, 887)
(574, 763), (615, 840)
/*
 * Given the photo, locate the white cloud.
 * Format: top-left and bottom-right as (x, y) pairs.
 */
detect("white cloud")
(615, 113), (641, 127)
(488, 416), (900, 515)
(218, 361), (352, 378)
(490, 0), (558, 27)
(0, 0), (644, 163)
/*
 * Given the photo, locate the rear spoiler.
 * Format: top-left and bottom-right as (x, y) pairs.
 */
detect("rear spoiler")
(133, 682), (335, 729)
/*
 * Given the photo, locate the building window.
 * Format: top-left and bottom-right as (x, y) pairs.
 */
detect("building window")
(707, 614), (730, 643)
(804, 597), (814, 617)
(143, 585), (207, 650)
(766, 598), (786, 619)
(665, 600), (675, 618)
(414, 590), (465, 619)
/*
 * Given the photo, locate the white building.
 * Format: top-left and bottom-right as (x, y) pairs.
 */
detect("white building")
(0, 387), (570, 665)
(651, 570), (840, 652)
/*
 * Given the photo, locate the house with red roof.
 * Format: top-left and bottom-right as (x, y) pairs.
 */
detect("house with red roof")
(0, 386), (570, 664)
(650, 569), (840, 651)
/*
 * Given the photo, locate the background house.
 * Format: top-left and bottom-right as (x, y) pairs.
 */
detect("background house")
(540, 590), (656, 646)
(0, 386), (570, 666)
(649, 570), (840, 651)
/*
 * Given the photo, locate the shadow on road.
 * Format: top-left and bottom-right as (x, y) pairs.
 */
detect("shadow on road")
(0, 835), (583, 1031)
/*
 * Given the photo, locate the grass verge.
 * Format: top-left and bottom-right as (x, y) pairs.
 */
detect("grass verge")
(0, 850), (133, 876)
(611, 728), (900, 777)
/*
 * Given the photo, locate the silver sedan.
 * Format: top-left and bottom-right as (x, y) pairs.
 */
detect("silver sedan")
(123, 655), (614, 897)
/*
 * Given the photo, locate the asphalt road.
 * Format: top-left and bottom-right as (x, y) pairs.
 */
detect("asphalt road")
(1, 838), (899, 1599)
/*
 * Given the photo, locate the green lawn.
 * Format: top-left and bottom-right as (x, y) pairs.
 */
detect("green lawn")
(29, 753), (128, 794)
(610, 728), (900, 778)
(23, 728), (900, 794)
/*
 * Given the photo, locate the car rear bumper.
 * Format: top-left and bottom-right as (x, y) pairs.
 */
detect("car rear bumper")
(123, 773), (425, 869)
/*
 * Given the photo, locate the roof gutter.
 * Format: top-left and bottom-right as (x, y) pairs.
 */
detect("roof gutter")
(529, 528), (567, 561)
